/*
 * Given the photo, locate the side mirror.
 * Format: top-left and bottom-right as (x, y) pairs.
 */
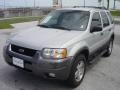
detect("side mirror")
(90, 26), (102, 33)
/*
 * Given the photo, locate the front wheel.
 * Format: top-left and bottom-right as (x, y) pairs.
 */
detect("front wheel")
(103, 39), (113, 57)
(67, 54), (86, 87)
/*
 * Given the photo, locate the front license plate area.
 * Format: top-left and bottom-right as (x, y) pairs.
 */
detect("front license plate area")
(13, 57), (24, 68)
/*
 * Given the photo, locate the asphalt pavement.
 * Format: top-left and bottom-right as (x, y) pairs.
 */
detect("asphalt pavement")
(0, 22), (120, 90)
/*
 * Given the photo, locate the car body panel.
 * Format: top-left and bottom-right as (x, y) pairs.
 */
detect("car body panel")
(9, 27), (84, 51)
(3, 8), (114, 80)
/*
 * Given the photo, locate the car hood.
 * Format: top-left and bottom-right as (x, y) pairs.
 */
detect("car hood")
(9, 27), (84, 50)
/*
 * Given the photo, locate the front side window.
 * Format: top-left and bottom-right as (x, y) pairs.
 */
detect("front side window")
(100, 12), (110, 27)
(39, 10), (90, 31)
(91, 12), (102, 29)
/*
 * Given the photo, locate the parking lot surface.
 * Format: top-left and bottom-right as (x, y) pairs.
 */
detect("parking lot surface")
(0, 22), (120, 90)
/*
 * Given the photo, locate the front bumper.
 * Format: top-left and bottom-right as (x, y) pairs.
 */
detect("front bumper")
(3, 45), (73, 80)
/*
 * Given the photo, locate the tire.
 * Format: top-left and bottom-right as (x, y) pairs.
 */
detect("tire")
(103, 39), (113, 57)
(67, 54), (86, 87)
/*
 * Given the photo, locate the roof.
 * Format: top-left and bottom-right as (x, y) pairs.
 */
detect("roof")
(57, 7), (109, 12)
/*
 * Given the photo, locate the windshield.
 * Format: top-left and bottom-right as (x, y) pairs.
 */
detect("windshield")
(39, 10), (90, 31)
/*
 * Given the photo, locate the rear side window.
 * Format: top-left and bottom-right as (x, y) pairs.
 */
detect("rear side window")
(107, 12), (113, 24)
(91, 12), (102, 29)
(100, 12), (110, 27)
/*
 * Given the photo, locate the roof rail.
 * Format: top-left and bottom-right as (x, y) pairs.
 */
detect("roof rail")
(73, 6), (108, 10)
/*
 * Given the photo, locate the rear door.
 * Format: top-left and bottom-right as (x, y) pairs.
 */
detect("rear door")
(100, 11), (111, 44)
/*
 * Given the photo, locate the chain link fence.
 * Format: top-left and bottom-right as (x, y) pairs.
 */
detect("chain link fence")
(0, 7), (53, 18)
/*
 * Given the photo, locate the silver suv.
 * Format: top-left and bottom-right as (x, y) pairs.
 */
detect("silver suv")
(3, 7), (114, 87)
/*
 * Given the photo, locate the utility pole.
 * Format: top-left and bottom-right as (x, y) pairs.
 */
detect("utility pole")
(84, 0), (86, 7)
(107, 0), (109, 9)
(102, 0), (104, 7)
(60, 0), (62, 8)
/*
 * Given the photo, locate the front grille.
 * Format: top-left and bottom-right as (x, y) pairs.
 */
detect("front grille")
(10, 44), (37, 57)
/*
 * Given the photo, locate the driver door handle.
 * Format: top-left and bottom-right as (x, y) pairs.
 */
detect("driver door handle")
(100, 32), (104, 36)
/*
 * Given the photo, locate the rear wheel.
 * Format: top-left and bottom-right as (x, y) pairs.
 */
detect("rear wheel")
(67, 54), (86, 87)
(103, 39), (113, 57)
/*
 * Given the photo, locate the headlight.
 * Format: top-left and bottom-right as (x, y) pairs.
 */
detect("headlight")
(42, 48), (67, 59)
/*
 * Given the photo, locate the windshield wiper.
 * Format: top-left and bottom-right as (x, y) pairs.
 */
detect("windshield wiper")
(38, 24), (50, 28)
(38, 25), (71, 31)
(52, 26), (71, 31)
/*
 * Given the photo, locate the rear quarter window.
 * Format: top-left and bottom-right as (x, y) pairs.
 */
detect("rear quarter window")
(107, 12), (114, 24)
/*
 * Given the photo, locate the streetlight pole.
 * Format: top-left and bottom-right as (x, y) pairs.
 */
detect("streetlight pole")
(34, 0), (35, 8)
(4, 0), (5, 10)
(113, 0), (116, 9)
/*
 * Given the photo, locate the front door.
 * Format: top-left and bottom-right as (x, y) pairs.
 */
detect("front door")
(87, 12), (104, 53)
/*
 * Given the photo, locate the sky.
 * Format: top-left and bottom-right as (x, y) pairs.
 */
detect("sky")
(0, 0), (120, 9)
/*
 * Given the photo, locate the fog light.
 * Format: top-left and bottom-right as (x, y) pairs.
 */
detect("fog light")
(49, 73), (56, 78)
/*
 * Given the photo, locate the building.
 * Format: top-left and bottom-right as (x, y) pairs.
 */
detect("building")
(0, 9), (4, 17)
(53, 0), (62, 8)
